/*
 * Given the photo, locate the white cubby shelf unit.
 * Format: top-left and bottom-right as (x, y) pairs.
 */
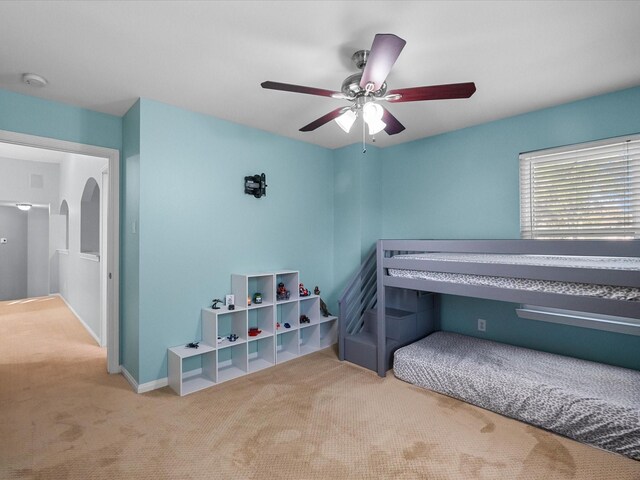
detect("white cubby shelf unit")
(168, 270), (338, 396)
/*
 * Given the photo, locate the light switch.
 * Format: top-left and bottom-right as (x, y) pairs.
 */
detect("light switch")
(0, 238), (7, 244)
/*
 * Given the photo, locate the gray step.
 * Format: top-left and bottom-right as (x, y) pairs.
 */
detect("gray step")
(344, 331), (377, 371)
(363, 307), (417, 343)
(343, 331), (403, 373)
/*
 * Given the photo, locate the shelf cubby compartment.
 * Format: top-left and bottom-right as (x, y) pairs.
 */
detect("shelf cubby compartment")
(168, 343), (216, 396)
(233, 273), (275, 308)
(299, 323), (320, 355)
(276, 330), (299, 363)
(248, 336), (275, 373)
(217, 309), (247, 347)
(299, 295), (321, 325)
(217, 343), (248, 383)
(201, 307), (219, 346)
(275, 271), (299, 303)
(248, 305), (275, 337)
(277, 301), (298, 332)
(319, 316), (338, 348)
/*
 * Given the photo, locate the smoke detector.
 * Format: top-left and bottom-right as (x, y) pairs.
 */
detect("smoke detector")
(22, 73), (48, 87)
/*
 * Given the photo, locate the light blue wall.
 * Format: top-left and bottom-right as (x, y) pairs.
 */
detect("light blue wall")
(332, 143), (382, 311)
(378, 86), (640, 370)
(0, 89), (121, 150)
(133, 99), (335, 384)
(121, 101), (141, 379)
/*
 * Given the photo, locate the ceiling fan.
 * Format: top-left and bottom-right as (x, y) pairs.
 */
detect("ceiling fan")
(261, 33), (476, 137)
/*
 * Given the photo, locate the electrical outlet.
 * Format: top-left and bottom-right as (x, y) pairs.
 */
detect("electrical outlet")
(477, 318), (487, 332)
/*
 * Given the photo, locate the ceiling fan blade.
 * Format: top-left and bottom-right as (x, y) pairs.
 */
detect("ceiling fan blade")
(360, 34), (406, 92)
(300, 107), (349, 132)
(381, 107), (406, 135)
(261, 81), (341, 98)
(387, 82), (476, 102)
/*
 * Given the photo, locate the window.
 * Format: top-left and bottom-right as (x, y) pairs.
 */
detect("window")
(520, 135), (640, 239)
(80, 178), (100, 254)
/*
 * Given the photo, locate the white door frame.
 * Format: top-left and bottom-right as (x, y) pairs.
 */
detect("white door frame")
(100, 167), (109, 347)
(0, 129), (120, 374)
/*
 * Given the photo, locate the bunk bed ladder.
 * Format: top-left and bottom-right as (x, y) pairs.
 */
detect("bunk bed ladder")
(340, 242), (440, 376)
(338, 247), (377, 363)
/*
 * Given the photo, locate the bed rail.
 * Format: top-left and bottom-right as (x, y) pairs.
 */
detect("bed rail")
(376, 239), (640, 377)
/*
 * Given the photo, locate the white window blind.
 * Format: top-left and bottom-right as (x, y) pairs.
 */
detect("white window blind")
(520, 135), (640, 239)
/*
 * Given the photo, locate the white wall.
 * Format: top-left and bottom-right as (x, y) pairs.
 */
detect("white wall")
(0, 157), (60, 206)
(58, 154), (108, 342)
(27, 206), (49, 297)
(49, 213), (66, 293)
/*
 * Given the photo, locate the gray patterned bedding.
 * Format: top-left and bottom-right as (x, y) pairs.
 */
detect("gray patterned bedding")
(393, 332), (640, 460)
(394, 252), (640, 270)
(388, 253), (640, 301)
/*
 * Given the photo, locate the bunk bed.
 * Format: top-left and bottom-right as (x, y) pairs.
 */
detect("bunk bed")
(375, 239), (640, 460)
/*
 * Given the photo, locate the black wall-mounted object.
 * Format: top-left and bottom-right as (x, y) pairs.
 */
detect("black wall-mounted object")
(245, 173), (267, 198)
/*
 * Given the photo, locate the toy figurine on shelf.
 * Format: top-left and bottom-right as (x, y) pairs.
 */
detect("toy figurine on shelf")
(320, 299), (331, 317)
(227, 334), (239, 342)
(253, 292), (262, 304)
(211, 299), (223, 309)
(277, 282), (290, 301)
(314, 286), (332, 317)
(300, 314), (310, 324)
(186, 341), (200, 349)
(299, 283), (310, 297)
(248, 327), (262, 337)
(247, 296), (251, 306)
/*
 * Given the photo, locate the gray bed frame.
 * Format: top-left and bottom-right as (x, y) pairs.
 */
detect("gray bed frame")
(375, 239), (640, 377)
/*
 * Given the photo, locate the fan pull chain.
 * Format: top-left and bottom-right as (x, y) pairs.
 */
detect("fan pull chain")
(362, 116), (366, 154)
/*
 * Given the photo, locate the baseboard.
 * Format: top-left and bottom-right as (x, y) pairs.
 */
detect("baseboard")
(138, 376), (168, 393)
(120, 366), (138, 392)
(120, 365), (168, 394)
(54, 293), (101, 346)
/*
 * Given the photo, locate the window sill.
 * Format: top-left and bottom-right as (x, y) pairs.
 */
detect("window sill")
(79, 252), (100, 262)
(57, 249), (69, 255)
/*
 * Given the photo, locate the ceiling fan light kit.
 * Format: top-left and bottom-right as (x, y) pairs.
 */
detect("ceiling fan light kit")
(261, 33), (476, 141)
(335, 109), (357, 133)
(362, 102), (386, 135)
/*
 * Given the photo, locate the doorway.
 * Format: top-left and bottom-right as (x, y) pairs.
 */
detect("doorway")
(0, 129), (120, 373)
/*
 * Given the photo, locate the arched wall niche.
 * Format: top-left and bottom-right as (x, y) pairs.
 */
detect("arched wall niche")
(59, 199), (69, 250)
(80, 178), (99, 254)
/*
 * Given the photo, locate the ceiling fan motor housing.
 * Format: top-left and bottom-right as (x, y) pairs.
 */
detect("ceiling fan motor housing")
(340, 50), (388, 98)
(341, 74), (387, 99)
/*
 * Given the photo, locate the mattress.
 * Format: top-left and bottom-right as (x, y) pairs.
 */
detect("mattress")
(393, 252), (640, 270)
(394, 332), (640, 460)
(388, 253), (640, 301)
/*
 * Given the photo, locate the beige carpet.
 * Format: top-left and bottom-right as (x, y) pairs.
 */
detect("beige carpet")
(1, 296), (639, 480)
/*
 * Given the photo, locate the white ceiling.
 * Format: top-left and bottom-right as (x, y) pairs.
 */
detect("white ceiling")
(0, 142), (69, 164)
(0, 1), (639, 149)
